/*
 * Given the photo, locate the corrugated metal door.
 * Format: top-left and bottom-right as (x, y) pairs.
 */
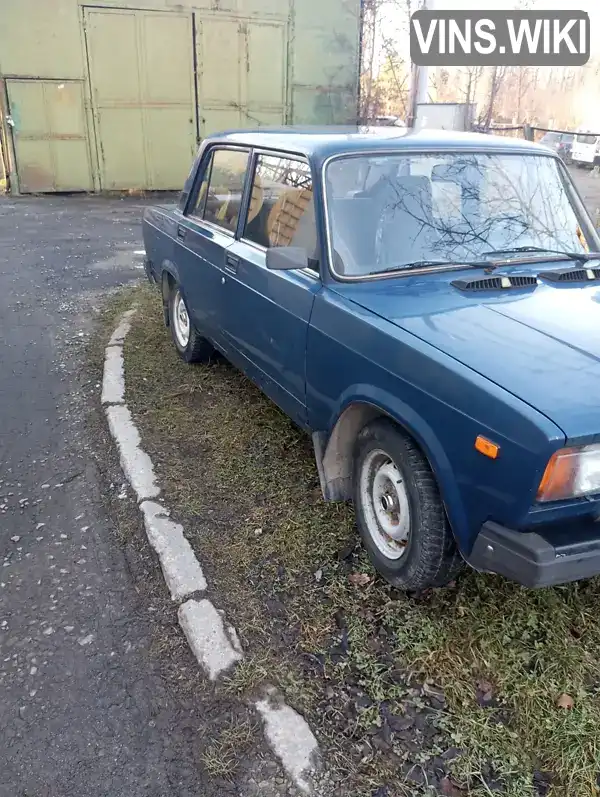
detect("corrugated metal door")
(244, 21), (287, 126)
(6, 79), (93, 193)
(196, 17), (287, 136)
(84, 7), (196, 190)
(196, 17), (242, 135)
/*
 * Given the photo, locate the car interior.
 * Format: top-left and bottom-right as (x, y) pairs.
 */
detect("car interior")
(330, 174), (435, 275)
(196, 152), (319, 266)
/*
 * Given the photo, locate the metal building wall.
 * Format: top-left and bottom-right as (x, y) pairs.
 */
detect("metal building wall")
(0, 0), (361, 193)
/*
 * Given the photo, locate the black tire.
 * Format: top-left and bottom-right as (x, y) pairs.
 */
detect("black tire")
(352, 418), (463, 591)
(167, 282), (214, 364)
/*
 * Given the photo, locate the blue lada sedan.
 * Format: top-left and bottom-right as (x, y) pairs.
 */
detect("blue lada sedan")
(142, 126), (600, 591)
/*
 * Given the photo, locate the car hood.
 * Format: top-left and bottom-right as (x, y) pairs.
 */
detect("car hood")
(335, 271), (600, 442)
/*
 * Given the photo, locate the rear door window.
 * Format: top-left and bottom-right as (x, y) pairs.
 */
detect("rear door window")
(192, 148), (250, 234)
(188, 158), (211, 220)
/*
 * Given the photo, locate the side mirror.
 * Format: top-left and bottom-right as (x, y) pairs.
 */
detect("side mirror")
(265, 246), (309, 271)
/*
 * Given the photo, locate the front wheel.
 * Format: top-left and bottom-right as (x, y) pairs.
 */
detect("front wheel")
(168, 283), (214, 364)
(353, 418), (463, 590)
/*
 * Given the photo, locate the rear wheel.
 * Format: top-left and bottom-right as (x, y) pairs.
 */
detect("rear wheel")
(168, 283), (214, 364)
(353, 418), (463, 590)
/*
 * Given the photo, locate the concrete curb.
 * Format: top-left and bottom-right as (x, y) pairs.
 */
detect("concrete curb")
(102, 306), (320, 792)
(178, 599), (243, 680)
(141, 500), (207, 600)
(105, 405), (160, 502)
(101, 346), (125, 405)
(256, 688), (320, 795)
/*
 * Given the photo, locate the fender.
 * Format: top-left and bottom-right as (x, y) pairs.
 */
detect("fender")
(160, 258), (180, 286)
(160, 259), (181, 327)
(317, 384), (469, 547)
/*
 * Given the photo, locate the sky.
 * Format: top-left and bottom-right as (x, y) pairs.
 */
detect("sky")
(415, 0), (597, 14)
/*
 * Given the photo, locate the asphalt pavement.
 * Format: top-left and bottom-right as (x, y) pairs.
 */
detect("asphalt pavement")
(0, 195), (214, 797)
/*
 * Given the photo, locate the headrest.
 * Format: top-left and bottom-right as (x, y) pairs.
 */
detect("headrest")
(267, 187), (313, 247)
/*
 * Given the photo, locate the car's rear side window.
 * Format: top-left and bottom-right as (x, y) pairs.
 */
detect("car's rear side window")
(191, 148), (249, 234)
(242, 154), (318, 270)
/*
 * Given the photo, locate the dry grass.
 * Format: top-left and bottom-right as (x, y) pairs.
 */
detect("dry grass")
(200, 718), (258, 779)
(110, 283), (600, 797)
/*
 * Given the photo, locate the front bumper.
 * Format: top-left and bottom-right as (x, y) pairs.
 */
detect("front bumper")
(468, 519), (600, 587)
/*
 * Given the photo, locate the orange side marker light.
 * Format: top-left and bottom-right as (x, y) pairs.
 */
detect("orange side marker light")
(475, 435), (500, 459)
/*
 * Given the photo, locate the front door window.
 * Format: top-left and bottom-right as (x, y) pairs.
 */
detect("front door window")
(242, 154), (319, 272)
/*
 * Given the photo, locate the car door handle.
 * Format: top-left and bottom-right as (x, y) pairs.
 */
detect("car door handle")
(224, 253), (239, 273)
(177, 225), (187, 240)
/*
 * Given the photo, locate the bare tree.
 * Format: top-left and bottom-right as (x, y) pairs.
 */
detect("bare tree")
(372, 33), (413, 117)
(481, 65), (507, 129)
(359, 0), (381, 122)
(359, 0), (600, 132)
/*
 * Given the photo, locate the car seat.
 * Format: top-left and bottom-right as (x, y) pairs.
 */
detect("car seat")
(373, 175), (434, 268)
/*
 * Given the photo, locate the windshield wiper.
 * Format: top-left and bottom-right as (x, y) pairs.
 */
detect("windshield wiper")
(377, 259), (487, 273)
(374, 247), (600, 275)
(481, 246), (600, 262)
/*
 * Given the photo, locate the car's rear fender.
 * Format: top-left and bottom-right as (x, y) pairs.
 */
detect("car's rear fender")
(142, 207), (180, 298)
(159, 261), (181, 326)
(159, 259), (181, 288)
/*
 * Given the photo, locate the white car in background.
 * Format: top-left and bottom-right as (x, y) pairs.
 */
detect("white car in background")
(571, 128), (600, 168)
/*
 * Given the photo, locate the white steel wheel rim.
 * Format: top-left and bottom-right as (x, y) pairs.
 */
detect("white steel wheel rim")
(359, 448), (411, 560)
(172, 290), (190, 348)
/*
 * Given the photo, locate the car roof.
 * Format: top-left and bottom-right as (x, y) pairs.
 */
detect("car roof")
(205, 125), (552, 161)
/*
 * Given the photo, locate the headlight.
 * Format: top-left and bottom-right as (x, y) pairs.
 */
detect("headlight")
(537, 444), (600, 502)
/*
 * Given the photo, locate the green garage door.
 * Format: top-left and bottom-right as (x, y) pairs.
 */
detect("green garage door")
(84, 7), (197, 190)
(195, 16), (287, 136)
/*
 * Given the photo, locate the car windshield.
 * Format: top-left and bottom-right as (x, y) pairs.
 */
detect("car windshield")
(576, 133), (597, 145)
(324, 152), (598, 277)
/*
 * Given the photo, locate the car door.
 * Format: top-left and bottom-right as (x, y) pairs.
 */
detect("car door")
(222, 151), (322, 428)
(174, 146), (250, 350)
